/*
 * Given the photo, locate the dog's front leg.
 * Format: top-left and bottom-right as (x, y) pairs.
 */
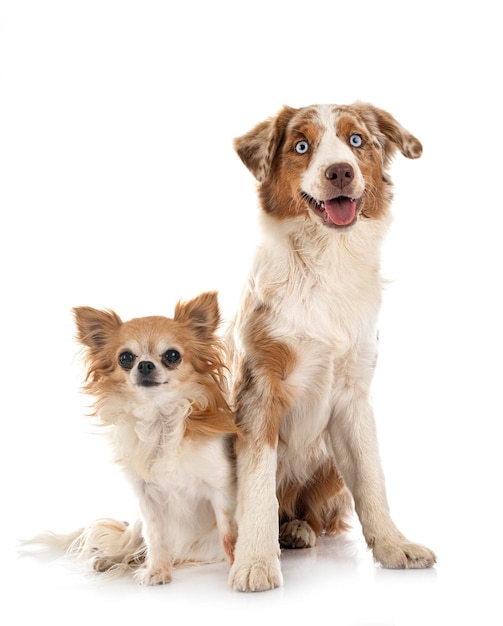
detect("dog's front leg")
(229, 320), (295, 591)
(210, 488), (238, 565)
(135, 484), (173, 585)
(228, 340), (296, 592)
(330, 351), (436, 569)
(229, 437), (282, 591)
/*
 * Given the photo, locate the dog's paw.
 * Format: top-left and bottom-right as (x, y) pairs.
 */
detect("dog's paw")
(373, 538), (436, 569)
(136, 566), (173, 585)
(279, 520), (317, 549)
(92, 556), (117, 573)
(229, 557), (283, 592)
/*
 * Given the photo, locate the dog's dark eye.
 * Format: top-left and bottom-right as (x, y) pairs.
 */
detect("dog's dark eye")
(162, 349), (181, 368)
(295, 140), (309, 154)
(350, 134), (363, 147)
(119, 351), (136, 370)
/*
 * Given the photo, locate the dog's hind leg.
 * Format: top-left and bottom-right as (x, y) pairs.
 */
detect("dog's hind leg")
(278, 458), (353, 549)
(279, 520), (317, 549)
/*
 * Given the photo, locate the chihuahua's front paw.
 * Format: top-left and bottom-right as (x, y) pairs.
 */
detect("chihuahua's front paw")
(229, 556), (283, 592)
(136, 565), (173, 585)
(373, 537), (436, 569)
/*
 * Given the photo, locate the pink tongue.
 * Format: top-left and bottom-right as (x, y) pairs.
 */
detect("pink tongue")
(325, 197), (356, 226)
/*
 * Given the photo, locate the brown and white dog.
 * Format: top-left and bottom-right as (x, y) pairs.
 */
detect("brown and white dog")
(26, 292), (238, 585)
(227, 102), (436, 592)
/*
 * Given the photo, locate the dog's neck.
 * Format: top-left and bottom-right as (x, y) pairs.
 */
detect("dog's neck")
(240, 212), (389, 349)
(100, 391), (194, 481)
(256, 211), (390, 286)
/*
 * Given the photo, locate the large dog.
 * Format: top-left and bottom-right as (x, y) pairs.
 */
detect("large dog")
(228, 102), (436, 592)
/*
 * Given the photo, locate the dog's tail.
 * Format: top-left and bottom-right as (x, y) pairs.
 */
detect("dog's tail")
(21, 518), (146, 578)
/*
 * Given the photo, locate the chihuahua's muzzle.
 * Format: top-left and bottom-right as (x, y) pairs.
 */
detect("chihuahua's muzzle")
(136, 361), (160, 387)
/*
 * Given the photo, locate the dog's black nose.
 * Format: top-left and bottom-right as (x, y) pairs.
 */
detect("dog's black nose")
(138, 361), (156, 375)
(325, 163), (354, 189)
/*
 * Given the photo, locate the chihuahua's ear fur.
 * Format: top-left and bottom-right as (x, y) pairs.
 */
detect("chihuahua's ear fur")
(174, 291), (221, 340)
(73, 306), (123, 350)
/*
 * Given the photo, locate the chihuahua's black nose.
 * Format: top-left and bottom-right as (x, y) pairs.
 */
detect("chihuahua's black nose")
(138, 361), (156, 375)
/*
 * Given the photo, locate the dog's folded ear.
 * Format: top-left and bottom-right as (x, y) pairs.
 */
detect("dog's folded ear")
(73, 306), (123, 350)
(174, 291), (221, 340)
(353, 101), (422, 162)
(234, 106), (296, 182)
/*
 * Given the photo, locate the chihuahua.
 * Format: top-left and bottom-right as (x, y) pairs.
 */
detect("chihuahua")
(27, 292), (238, 585)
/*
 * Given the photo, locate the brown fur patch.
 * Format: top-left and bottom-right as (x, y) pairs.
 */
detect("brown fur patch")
(333, 113), (392, 220)
(350, 102), (423, 162)
(234, 106), (296, 183)
(185, 382), (239, 440)
(260, 110), (324, 220)
(233, 308), (297, 448)
(278, 459), (351, 536)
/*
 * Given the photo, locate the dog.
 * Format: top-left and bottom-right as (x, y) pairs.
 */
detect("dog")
(227, 102), (436, 592)
(26, 292), (238, 585)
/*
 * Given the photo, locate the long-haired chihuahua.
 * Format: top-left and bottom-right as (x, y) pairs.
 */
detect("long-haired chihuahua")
(26, 291), (238, 585)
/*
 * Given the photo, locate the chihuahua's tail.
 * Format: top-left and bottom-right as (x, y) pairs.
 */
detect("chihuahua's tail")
(21, 518), (146, 578)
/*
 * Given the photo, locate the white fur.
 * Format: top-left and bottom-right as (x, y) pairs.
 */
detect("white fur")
(105, 388), (235, 583)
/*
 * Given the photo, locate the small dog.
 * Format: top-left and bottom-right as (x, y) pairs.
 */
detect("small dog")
(27, 292), (238, 585)
(228, 102), (436, 591)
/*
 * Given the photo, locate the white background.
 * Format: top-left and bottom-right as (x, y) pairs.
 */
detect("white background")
(1, 1), (502, 624)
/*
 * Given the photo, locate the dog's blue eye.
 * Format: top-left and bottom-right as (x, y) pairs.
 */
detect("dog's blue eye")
(350, 134), (362, 147)
(119, 351), (136, 370)
(162, 349), (181, 368)
(295, 140), (309, 154)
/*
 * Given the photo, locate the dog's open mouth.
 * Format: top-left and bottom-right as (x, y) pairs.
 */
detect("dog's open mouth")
(302, 193), (362, 227)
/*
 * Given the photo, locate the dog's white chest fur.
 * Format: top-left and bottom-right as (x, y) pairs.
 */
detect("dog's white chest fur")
(107, 394), (226, 485)
(247, 213), (387, 350)
(105, 400), (234, 564)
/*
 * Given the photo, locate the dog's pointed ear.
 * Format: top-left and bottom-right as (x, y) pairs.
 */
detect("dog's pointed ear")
(354, 102), (422, 162)
(174, 291), (221, 340)
(73, 306), (123, 350)
(234, 106), (297, 182)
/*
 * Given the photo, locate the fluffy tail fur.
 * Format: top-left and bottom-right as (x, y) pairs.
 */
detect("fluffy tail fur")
(23, 518), (146, 578)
